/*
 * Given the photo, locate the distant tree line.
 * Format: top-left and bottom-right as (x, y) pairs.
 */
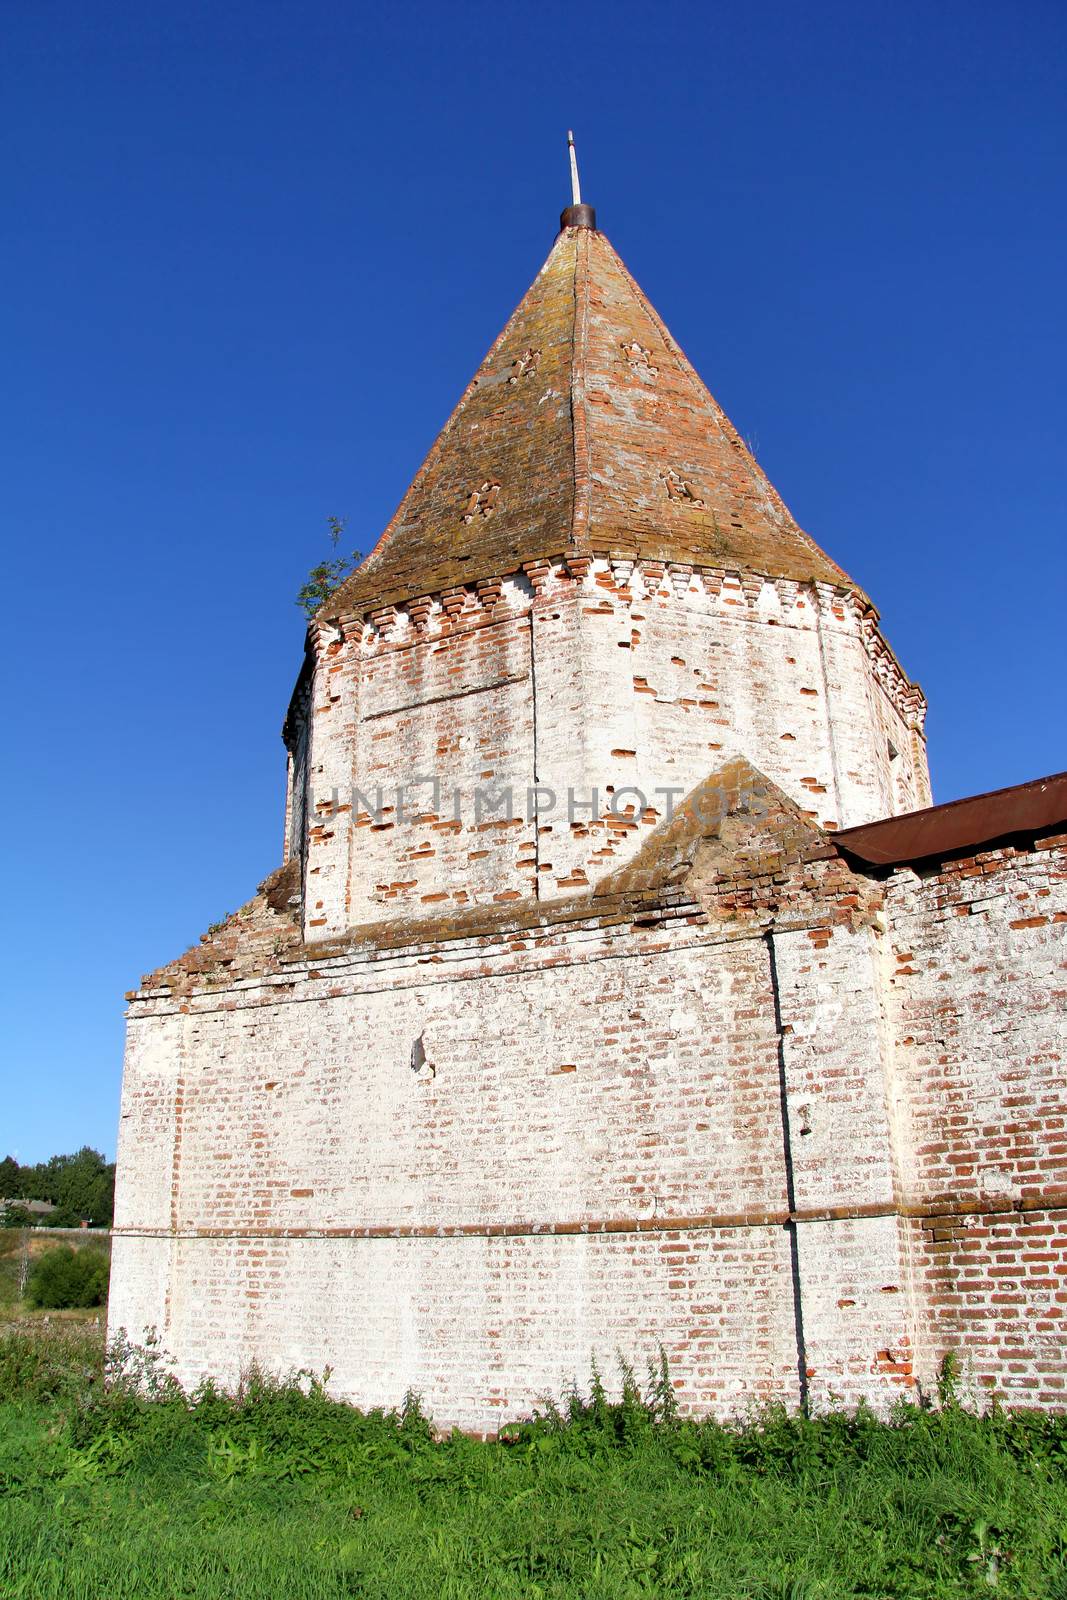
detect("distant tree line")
(0, 1147), (115, 1228)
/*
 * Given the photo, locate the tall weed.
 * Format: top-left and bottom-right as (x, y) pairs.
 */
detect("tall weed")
(1, 1325), (1065, 1598)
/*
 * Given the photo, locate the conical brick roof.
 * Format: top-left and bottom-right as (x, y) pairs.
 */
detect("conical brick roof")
(328, 222), (858, 618)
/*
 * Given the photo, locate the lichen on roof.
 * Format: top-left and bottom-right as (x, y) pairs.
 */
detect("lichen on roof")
(324, 225), (860, 622)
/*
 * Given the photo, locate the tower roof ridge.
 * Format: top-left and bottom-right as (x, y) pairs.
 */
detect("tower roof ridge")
(325, 220), (860, 620)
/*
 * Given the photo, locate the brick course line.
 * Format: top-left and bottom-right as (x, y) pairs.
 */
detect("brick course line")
(113, 1195), (1067, 1243)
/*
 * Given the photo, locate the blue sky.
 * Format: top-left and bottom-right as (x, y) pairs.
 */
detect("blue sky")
(2, 0), (1064, 1163)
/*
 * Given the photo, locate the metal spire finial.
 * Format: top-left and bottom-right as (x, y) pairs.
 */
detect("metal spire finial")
(560, 131), (596, 232)
(567, 129), (582, 206)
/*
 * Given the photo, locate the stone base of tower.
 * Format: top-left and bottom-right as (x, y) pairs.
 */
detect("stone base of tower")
(109, 765), (1067, 1429)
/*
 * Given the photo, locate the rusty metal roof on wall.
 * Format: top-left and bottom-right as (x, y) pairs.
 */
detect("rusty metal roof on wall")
(835, 771), (1067, 867)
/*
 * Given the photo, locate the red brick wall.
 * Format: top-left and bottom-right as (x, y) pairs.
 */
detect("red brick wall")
(886, 836), (1067, 1405)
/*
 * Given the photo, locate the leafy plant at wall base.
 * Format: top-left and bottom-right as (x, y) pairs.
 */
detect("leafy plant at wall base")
(938, 1349), (962, 1407)
(3, 1332), (1067, 1599)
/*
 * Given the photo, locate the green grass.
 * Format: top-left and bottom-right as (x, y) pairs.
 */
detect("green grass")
(1, 1328), (1065, 1598)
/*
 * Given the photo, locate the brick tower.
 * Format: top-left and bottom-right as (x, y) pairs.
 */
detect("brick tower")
(110, 180), (1066, 1429)
(284, 200), (929, 943)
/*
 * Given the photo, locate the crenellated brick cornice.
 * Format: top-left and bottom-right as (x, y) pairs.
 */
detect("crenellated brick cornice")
(307, 555), (927, 735)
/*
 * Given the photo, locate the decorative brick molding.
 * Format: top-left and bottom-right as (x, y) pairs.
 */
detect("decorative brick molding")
(312, 557), (926, 735)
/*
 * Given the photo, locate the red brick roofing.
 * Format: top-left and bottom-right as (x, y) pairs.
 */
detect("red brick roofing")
(327, 224), (859, 618)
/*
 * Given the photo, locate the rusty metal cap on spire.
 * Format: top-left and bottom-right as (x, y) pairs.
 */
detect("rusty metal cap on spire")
(560, 130), (596, 231)
(560, 203), (597, 230)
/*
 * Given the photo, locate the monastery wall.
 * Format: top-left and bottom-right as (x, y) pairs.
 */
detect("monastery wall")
(111, 914), (808, 1427)
(111, 810), (1065, 1430)
(883, 834), (1067, 1407)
